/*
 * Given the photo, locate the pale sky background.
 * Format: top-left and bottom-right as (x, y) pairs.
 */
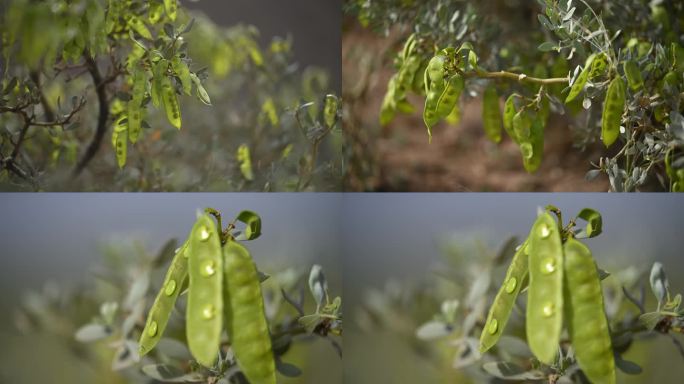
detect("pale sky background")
(1, 193), (681, 310)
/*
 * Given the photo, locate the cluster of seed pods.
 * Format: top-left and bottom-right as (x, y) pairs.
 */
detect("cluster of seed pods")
(139, 212), (276, 384)
(479, 210), (616, 384)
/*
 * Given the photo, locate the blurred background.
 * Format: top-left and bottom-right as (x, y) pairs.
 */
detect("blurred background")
(183, 0), (341, 92)
(0, 193), (342, 383)
(341, 194), (684, 383)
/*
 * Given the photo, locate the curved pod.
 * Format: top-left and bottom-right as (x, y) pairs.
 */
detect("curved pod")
(139, 240), (190, 356)
(482, 85), (502, 143)
(479, 239), (529, 353)
(563, 237), (616, 384)
(526, 212), (564, 365)
(223, 241), (276, 384)
(601, 77), (625, 147)
(187, 214), (224, 367)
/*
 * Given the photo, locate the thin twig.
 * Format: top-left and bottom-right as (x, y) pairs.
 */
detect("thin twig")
(466, 69), (568, 85)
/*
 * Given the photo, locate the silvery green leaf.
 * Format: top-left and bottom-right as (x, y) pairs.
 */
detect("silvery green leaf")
(124, 270), (150, 310)
(308, 264), (328, 309)
(100, 301), (118, 325)
(156, 337), (192, 360)
(416, 320), (452, 340)
(276, 359), (302, 377)
(649, 262), (669, 305)
(482, 361), (546, 380)
(74, 323), (111, 342)
(142, 364), (204, 382)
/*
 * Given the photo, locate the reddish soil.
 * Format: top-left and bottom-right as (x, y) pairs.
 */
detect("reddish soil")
(343, 22), (610, 192)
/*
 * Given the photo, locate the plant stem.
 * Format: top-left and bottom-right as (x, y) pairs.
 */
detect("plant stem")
(465, 69), (568, 85)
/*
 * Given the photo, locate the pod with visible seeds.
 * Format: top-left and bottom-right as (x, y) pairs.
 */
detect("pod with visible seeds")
(482, 85), (502, 143)
(186, 213), (223, 367)
(479, 238), (529, 353)
(563, 237), (616, 384)
(139, 240), (190, 356)
(565, 54), (596, 103)
(161, 75), (182, 129)
(223, 241), (276, 384)
(526, 212), (563, 365)
(601, 76), (625, 147)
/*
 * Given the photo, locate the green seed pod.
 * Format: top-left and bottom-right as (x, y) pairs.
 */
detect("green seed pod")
(186, 214), (224, 368)
(565, 54), (595, 103)
(426, 54), (446, 84)
(396, 55), (421, 99)
(171, 56), (193, 96)
(623, 60), (643, 91)
(148, 2), (164, 24)
(512, 109), (531, 141)
(563, 237), (616, 384)
(588, 53), (608, 79)
(112, 116), (127, 168)
(105, 0), (122, 34)
(164, 0), (177, 21)
(521, 115), (545, 173)
(503, 94), (518, 143)
(139, 240), (190, 356)
(601, 77), (625, 147)
(482, 85), (502, 143)
(151, 60), (167, 108)
(237, 144), (254, 181)
(127, 100), (142, 143)
(324, 94), (338, 128)
(423, 81), (445, 139)
(436, 74), (464, 119)
(412, 59), (428, 95)
(479, 239), (529, 353)
(401, 34), (416, 62)
(526, 212), (563, 365)
(223, 241), (276, 384)
(161, 75), (182, 129)
(127, 15), (152, 40)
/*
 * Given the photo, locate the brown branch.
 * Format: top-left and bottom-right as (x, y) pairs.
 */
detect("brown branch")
(73, 55), (111, 176)
(29, 71), (55, 122)
(466, 69), (568, 85)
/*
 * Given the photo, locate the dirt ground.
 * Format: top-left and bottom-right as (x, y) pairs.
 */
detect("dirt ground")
(342, 22), (610, 192)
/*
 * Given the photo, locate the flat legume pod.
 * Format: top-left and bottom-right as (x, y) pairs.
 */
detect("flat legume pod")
(565, 54), (596, 103)
(223, 241), (276, 384)
(526, 212), (563, 365)
(186, 214), (224, 367)
(503, 94), (518, 143)
(164, 0), (177, 21)
(521, 115), (545, 173)
(563, 237), (616, 384)
(479, 239), (529, 353)
(482, 85), (502, 143)
(623, 60), (643, 91)
(161, 75), (182, 129)
(436, 74), (464, 119)
(601, 77), (625, 147)
(139, 240), (190, 356)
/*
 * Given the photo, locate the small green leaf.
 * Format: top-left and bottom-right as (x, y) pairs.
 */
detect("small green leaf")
(74, 323), (111, 342)
(235, 210), (262, 240)
(416, 320), (452, 340)
(538, 42), (556, 52)
(236, 144), (254, 181)
(482, 361), (546, 380)
(575, 208), (603, 238)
